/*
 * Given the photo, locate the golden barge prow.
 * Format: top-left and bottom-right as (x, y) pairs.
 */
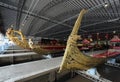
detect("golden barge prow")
(59, 9), (106, 72)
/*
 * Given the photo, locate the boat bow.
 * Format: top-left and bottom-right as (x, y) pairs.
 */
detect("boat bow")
(59, 9), (106, 72)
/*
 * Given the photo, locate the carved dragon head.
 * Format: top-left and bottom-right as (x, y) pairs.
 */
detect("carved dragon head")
(6, 28), (14, 36)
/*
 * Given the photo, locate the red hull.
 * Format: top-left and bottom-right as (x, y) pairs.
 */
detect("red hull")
(93, 49), (120, 58)
(42, 46), (66, 50)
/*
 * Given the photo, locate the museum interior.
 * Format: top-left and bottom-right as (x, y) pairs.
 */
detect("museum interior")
(0, 0), (120, 82)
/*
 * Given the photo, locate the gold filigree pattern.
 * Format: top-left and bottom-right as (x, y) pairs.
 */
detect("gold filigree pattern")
(6, 28), (63, 55)
(59, 9), (106, 72)
(6, 28), (30, 49)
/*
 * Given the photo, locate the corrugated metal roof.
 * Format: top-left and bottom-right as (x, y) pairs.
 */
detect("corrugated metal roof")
(0, 0), (120, 39)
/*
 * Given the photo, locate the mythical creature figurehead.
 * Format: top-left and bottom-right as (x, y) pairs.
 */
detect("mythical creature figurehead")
(6, 28), (14, 36)
(6, 27), (30, 49)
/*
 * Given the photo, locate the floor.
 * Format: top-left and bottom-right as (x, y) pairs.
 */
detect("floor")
(65, 75), (92, 82)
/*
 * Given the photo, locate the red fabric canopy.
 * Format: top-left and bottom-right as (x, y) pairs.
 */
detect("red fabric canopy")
(110, 35), (120, 42)
(82, 39), (90, 44)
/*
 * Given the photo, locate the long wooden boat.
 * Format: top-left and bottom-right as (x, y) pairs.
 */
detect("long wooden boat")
(6, 28), (65, 55)
(92, 35), (120, 58)
(93, 49), (120, 58)
(28, 41), (65, 55)
(58, 9), (106, 73)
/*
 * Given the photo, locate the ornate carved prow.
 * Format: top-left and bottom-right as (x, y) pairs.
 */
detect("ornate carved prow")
(6, 27), (30, 49)
(59, 9), (105, 73)
(59, 9), (87, 72)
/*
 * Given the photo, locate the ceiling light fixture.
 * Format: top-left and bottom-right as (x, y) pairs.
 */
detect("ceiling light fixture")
(104, 3), (108, 7)
(113, 31), (116, 34)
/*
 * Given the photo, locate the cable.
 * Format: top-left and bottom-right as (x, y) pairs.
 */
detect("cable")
(25, 0), (39, 24)
(21, 0), (40, 32)
(21, 0), (35, 27)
